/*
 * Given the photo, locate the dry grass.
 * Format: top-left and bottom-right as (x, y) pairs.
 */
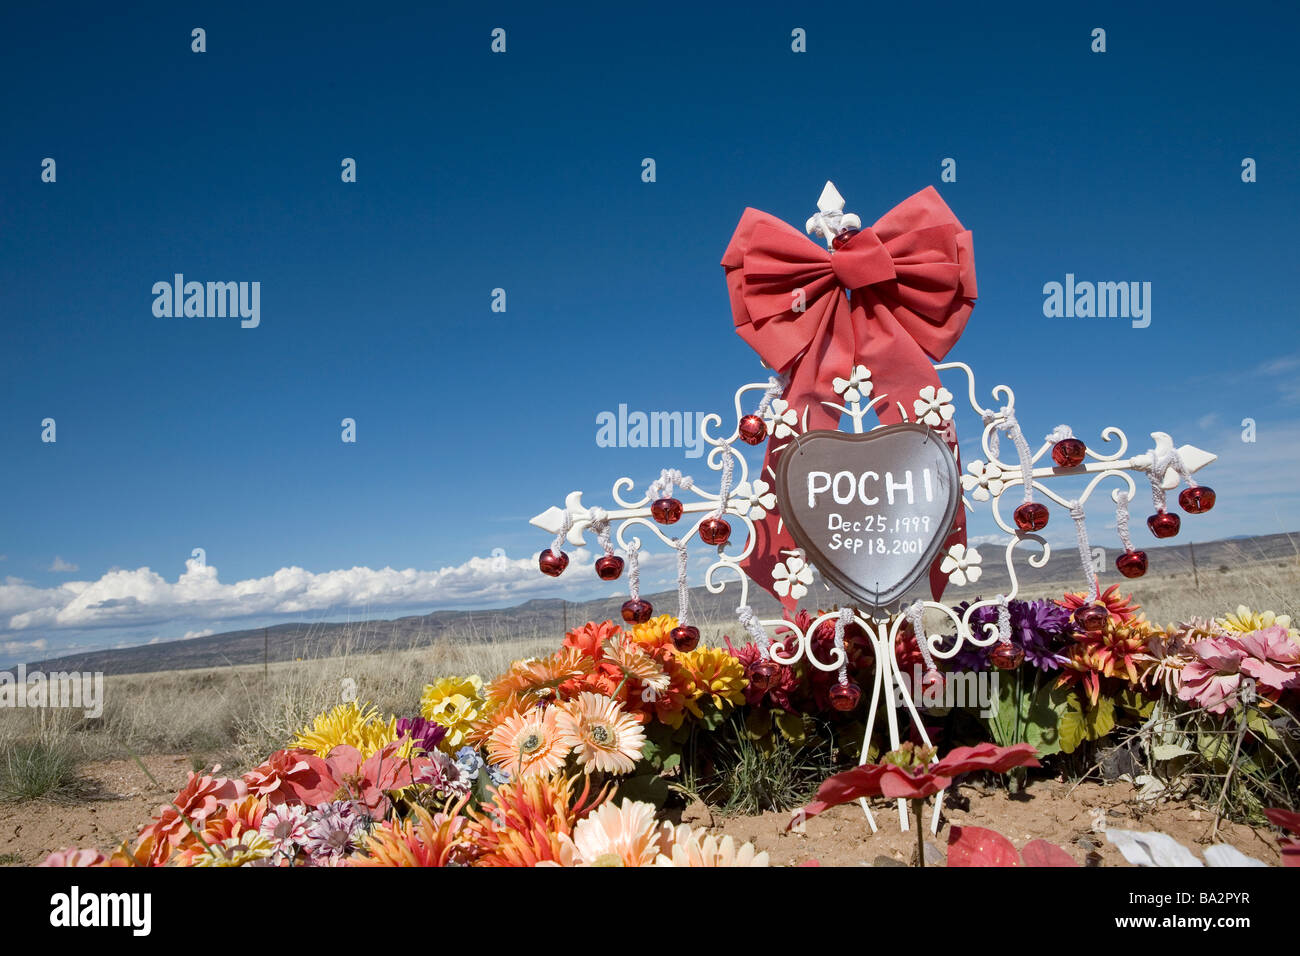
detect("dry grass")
(1, 555), (1294, 790)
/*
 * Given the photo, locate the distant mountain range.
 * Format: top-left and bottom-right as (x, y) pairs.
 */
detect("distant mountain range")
(24, 531), (1298, 676)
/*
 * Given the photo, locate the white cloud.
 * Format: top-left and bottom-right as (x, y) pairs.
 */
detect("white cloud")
(0, 549), (599, 638)
(2, 638), (46, 657)
(48, 557), (79, 573)
(181, 629), (214, 640)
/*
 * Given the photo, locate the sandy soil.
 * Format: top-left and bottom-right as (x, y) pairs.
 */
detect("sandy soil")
(0, 759), (1284, 866)
(681, 778), (1284, 866)
(0, 755), (193, 865)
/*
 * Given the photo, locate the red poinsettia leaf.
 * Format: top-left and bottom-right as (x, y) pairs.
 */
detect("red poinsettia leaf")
(932, 742), (1040, 777)
(947, 825), (1021, 867)
(1019, 839), (1079, 867)
(1265, 807), (1300, 836)
(790, 764), (893, 827)
(878, 768), (949, 800)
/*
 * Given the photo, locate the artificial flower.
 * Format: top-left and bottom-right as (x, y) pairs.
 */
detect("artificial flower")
(1177, 637), (1247, 715)
(138, 768), (248, 866)
(291, 701), (400, 759)
(486, 649), (591, 706)
(243, 748), (335, 806)
(323, 741), (428, 819)
(466, 772), (608, 867)
(486, 705), (569, 779)
(39, 848), (112, 867)
(419, 675), (485, 750)
(353, 802), (471, 867)
(1220, 606), (1298, 641)
(556, 692), (646, 774)
(395, 716), (448, 755)
(656, 823), (770, 867)
(300, 800), (371, 864)
(1059, 584), (1141, 623)
(190, 832), (275, 867)
(563, 798), (666, 866)
(678, 646), (748, 717)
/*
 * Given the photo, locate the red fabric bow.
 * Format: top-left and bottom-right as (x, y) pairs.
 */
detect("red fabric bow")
(721, 186), (977, 609)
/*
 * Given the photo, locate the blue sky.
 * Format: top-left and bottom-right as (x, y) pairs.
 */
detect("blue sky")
(2, 2), (1298, 664)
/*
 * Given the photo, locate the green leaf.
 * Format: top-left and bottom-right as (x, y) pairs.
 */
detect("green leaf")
(984, 673), (1069, 756)
(745, 708), (773, 741)
(1151, 742), (1195, 761)
(1059, 693), (1116, 754)
(773, 710), (807, 746)
(616, 772), (670, 807)
(1116, 687), (1156, 719)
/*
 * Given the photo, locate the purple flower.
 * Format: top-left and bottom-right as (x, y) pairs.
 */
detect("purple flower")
(300, 800), (371, 863)
(396, 716), (447, 754)
(943, 599), (1074, 672)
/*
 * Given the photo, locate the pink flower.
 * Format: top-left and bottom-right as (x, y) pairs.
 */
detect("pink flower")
(139, 769), (248, 865)
(39, 847), (111, 867)
(243, 748), (336, 806)
(1178, 637), (1247, 715)
(1236, 626), (1300, 693)
(323, 742), (430, 819)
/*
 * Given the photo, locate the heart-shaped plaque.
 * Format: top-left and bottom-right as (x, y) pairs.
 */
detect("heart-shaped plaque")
(773, 423), (960, 609)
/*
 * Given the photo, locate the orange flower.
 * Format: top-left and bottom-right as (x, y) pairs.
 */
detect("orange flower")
(627, 614), (680, 653)
(1059, 584), (1141, 623)
(556, 692), (646, 774)
(174, 794), (268, 866)
(353, 800), (472, 867)
(563, 798), (668, 866)
(485, 647), (592, 706)
(466, 772), (609, 867)
(1059, 619), (1157, 705)
(563, 620), (623, 660)
(486, 705), (570, 778)
(604, 633), (670, 692)
(138, 769), (248, 866)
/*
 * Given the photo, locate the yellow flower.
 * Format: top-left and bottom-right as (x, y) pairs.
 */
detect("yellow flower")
(191, 832), (275, 867)
(654, 823), (769, 867)
(291, 701), (401, 759)
(1219, 605), (1298, 641)
(678, 646), (747, 717)
(420, 674), (485, 750)
(627, 614), (680, 652)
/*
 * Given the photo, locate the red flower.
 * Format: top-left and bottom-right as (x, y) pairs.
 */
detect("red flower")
(947, 825), (1077, 867)
(792, 743), (1039, 826)
(1265, 808), (1300, 867)
(243, 748), (335, 806)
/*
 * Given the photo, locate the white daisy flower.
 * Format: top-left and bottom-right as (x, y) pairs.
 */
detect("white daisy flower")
(771, 553), (814, 600)
(939, 543), (982, 587)
(831, 364), (873, 405)
(913, 385), (955, 428)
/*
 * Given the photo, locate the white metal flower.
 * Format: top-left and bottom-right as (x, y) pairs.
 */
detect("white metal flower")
(763, 398), (799, 439)
(959, 460), (1006, 502)
(831, 364), (873, 404)
(732, 480), (778, 521)
(939, 543), (982, 587)
(913, 386), (955, 428)
(771, 552), (814, 600)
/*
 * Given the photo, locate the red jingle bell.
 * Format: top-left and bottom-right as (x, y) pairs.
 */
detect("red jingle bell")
(990, 642), (1025, 671)
(1051, 438), (1087, 468)
(699, 517), (731, 546)
(594, 554), (624, 581)
(620, 599), (653, 624)
(1115, 549), (1148, 579)
(538, 549), (569, 577)
(1147, 511), (1181, 538)
(1014, 502), (1050, 531)
(747, 660), (779, 692)
(828, 680), (863, 711)
(1179, 486), (1216, 514)
(919, 668), (944, 695)
(831, 227), (860, 250)
(1073, 604), (1109, 632)
(651, 497), (684, 524)
(737, 414), (768, 446)
(670, 625), (700, 652)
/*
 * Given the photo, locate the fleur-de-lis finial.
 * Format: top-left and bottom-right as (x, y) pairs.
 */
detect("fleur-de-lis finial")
(805, 180), (862, 248)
